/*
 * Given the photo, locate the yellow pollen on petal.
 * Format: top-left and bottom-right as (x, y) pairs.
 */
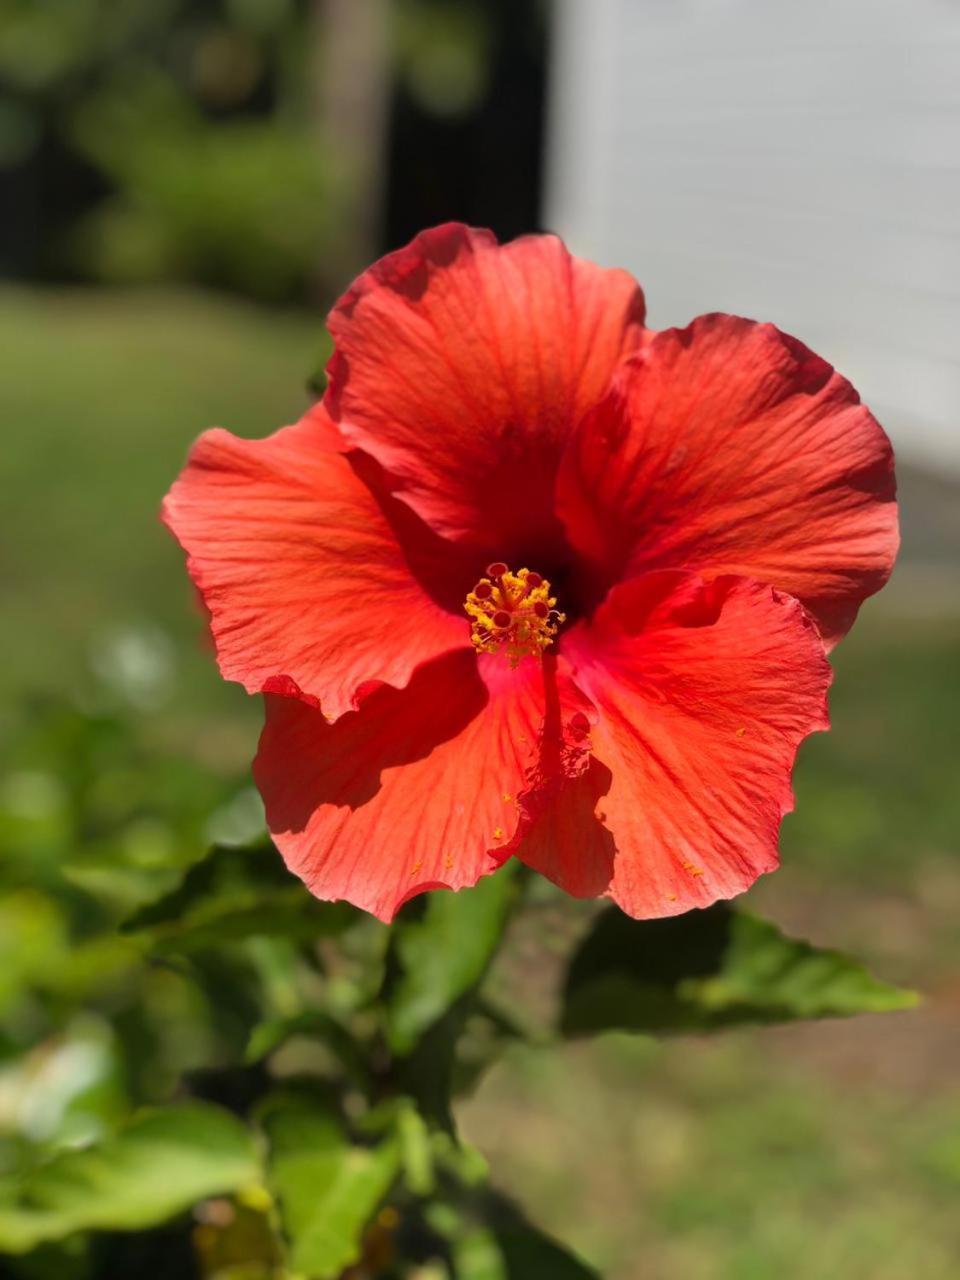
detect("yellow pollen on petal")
(464, 565), (565, 667)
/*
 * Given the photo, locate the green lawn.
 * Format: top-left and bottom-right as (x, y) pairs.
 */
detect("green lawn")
(3, 286), (958, 1280)
(2, 285), (325, 736)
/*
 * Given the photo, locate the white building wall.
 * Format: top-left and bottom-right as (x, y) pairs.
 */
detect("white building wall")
(545, 0), (960, 472)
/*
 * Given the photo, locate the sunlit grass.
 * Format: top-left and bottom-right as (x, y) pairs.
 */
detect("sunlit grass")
(1, 285), (325, 725)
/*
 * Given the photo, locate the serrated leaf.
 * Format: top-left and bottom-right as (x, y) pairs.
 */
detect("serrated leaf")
(562, 903), (917, 1037)
(261, 1094), (399, 1278)
(0, 1103), (260, 1252)
(388, 865), (518, 1056)
(121, 840), (355, 951)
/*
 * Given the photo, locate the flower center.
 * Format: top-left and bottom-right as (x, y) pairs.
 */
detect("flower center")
(464, 563), (565, 667)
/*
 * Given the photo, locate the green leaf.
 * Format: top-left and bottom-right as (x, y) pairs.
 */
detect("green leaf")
(121, 840), (355, 951)
(0, 1103), (260, 1253)
(261, 1093), (399, 1279)
(561, 903), (917, 1037)
(396, 1003), (465, 1134)
(395, 1099), (436, 1196)
(388, 865), (518, 1055)
(245, 1010), (368, 1084)
(449, 1191), (599, 1279)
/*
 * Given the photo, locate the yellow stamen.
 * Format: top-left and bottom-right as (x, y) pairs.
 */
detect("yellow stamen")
(464, 564), (565, 667)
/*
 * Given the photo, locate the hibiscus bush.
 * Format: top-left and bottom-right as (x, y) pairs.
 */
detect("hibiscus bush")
(0, 226), (916, 1279)
(0, 703), (912, 1278)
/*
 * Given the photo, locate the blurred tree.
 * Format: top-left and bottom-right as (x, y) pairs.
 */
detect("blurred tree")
(67, 65), (338, 301)
(0, 0), (548, 302)
(0, 0), (341, 299)
(311, 0), (391, 288)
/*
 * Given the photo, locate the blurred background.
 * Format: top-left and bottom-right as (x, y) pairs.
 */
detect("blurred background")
(1, 1), (958, 1277)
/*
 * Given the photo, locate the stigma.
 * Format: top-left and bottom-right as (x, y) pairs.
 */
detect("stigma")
(464, 563), (565, 667)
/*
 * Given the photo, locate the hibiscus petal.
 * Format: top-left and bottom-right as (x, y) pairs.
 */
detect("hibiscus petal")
(557, 314), (898, 644)
(325, 223), (646, 561)
(516, 571), (832, 917)
(254, 650), (552, 921)
(162, 405), (467, 719)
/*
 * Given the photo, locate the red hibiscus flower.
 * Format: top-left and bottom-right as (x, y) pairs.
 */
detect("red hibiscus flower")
(163, 224), (897, 921)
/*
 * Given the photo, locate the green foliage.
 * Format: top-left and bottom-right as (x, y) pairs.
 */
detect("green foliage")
(562, 904), (916, 1037)
(446, 1191), (600, 1278)
(387, 867), (520, 1055)
(245, 1011), (366, 1079)
(70, 77), (338, 300)
(384, 870), (525, 1136)
(0, 0), (339, 298)
(260, 1093), (399, 1278)
(0, 0), (175, 95)
(0, 682), (918, 1275)
(1, 0), (545, 299)
(394, 0), (493, 118)
(122, 840), (354, 953)
(0, 1103), (259, 1253)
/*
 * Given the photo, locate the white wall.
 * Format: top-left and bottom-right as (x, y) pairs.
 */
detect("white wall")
(545, 0), (960, 472)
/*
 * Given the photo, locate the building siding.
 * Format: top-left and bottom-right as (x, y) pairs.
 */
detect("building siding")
(546, 0), (960, 470)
